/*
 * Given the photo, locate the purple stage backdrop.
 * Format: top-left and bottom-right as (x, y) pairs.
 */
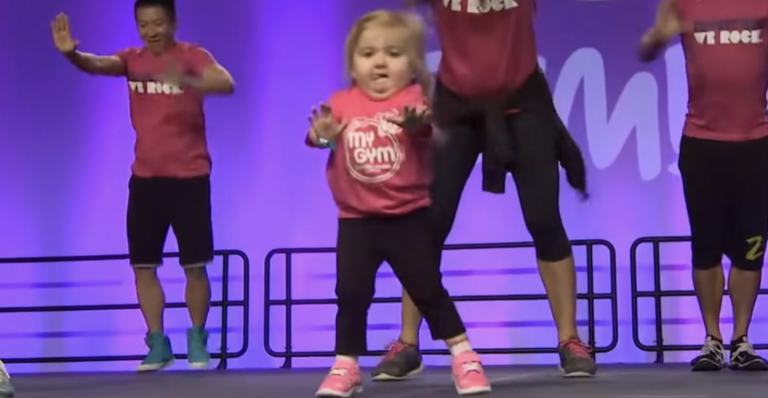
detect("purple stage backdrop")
(1, 0), (767, 373)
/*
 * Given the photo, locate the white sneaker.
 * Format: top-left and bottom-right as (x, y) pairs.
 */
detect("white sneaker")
(0, 360), (14, 398)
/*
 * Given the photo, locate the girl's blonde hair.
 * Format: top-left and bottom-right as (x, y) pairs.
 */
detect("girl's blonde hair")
(344, 10), (432, 97)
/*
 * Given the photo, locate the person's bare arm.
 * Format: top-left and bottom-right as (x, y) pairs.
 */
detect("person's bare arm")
(64, 52), (126, 76)
(52, 13), (126, 76)
(156, 47), (235, 95)
(197, 64), (235, 94)
(639, 0), (682, 62)
(169, 63), (235, 95)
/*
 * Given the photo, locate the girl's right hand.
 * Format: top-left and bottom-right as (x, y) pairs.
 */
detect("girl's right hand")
(309, 103), (346, 142)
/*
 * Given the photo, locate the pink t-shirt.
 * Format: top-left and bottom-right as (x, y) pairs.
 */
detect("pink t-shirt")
(309, 85), (433, 219)
(676, 0), (768, 141)
(117, 42), (215, 178)
(432, 0), (538, 97)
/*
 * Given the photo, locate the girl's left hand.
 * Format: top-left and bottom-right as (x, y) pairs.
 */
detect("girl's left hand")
(389, 105), (432, 133)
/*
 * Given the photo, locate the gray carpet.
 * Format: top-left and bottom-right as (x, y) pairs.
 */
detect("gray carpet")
(8, 364), (767, 398)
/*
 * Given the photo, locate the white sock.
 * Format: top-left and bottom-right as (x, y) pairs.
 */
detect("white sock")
(336, 355), (358, 364)
(449, 341), (472, 356)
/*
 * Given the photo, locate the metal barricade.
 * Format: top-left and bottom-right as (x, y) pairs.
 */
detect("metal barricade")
(631, 236), (768, 363)
(265, 240), (618, 368)
(0, 250), (250, 369)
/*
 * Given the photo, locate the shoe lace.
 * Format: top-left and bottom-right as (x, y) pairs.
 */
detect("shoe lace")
(732, 340), (756, 358)
(562, 339), (593, 358)
(461, 361), (482, 374)
(701, 339), (724, 361)
(329, 367), (349, 377)
(383, 341), (408, 361)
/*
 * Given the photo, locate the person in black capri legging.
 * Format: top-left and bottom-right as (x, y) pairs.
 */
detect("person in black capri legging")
(371, 0), (596, 381)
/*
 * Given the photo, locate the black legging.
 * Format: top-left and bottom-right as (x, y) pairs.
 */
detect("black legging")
(334, 208), (466, 355)
(428, 110), (572, 262)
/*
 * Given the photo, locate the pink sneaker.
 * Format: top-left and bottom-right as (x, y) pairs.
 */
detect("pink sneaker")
(316, 358), (363, 397)
(451, 351), (491, 395)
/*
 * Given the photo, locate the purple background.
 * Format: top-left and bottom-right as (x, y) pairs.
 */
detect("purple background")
(1, 0), (767, 373)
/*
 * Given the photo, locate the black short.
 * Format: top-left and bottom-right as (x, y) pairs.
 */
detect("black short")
(127, 175), (214, 267)
(679, 135), (768, 270)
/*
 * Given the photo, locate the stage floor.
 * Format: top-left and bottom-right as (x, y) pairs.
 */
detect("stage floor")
(9, 364), (767, 398)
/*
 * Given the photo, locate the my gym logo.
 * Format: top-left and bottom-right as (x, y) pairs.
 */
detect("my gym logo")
(442, 0), (518, 14)
(343, 111), (404, 184)
(693, 18), (766, 45)
(128, 81), (184, 95)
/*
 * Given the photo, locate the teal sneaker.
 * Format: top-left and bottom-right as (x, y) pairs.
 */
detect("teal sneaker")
(0, 360), (14, 398)
(137, 332), (175, 372)
(187, 327), (210, 369)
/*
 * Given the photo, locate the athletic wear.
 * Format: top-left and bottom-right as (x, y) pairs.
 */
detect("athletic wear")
(334, 208), (466, 355)
(127, 175), (213, 266)
(451, 351), (492, 395)
(308, 85), (432, 218)
(371, 341), (423, 381)
(679, 136), (768, 270)
(117, 42), (216, 177)
(137, 332), (175, 372)
(430, 73), (578, 261)
(187, 327), (211, 369)
(729, 335), (768, 371)
(691, 335), (726, 371)
(0, 361), (13, 398)
(558, 339), (597, 377)
(431, 0), (538, 97)
(676, 0), (768, 142)
(316, 358), (363, 397)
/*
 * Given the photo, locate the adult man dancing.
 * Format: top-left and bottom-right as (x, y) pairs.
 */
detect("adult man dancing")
(640, 0), (768, 371)
(51, 0), (235, 371)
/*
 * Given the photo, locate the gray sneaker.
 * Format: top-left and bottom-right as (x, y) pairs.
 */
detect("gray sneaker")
(0, 361), (14, 398)
(371, 341), (423, 381)
(558, 339), (597, 377)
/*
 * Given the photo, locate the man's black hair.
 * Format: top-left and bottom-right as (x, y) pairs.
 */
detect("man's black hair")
(134, 0), (177, 22)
